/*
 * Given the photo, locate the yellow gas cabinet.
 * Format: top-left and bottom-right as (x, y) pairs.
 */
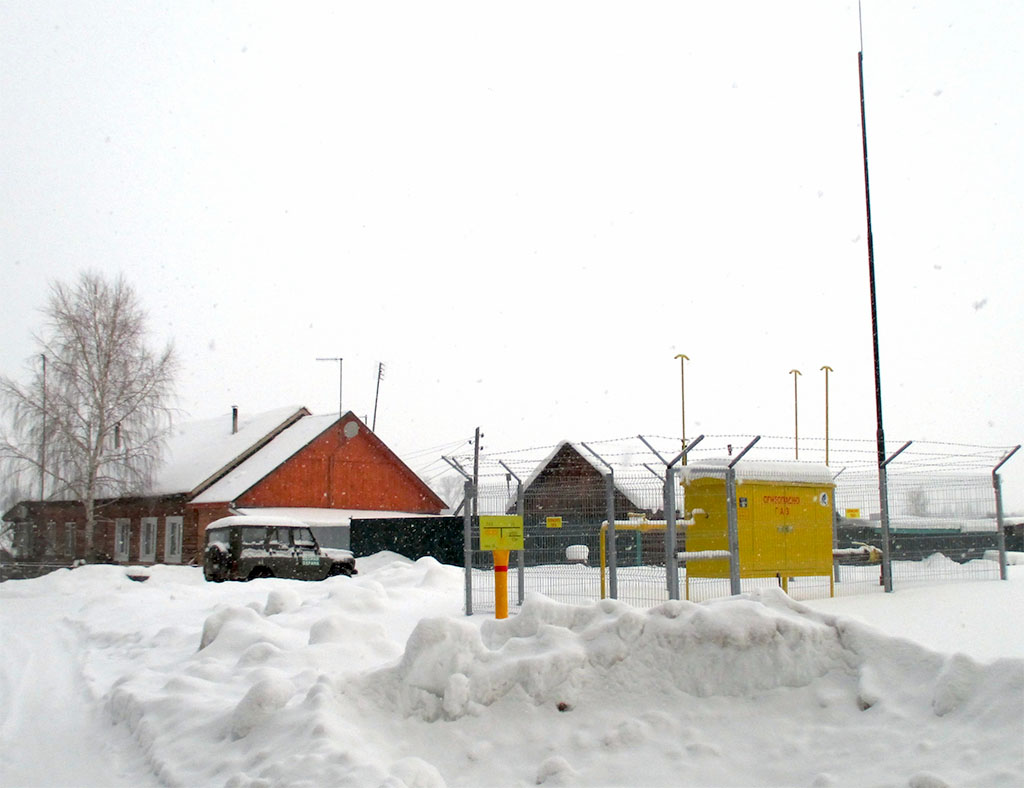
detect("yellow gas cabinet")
(682, 462), (835, 597)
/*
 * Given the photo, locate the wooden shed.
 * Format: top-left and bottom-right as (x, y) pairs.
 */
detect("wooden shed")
(514, 441), (650, 526)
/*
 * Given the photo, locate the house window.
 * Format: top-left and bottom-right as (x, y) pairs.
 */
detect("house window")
(164, 516), (183, 564)
(46, 521), (57, 557)
(141, 517), (157, 563)
(115, 518), (131, 562)
(65, 523), (76, 558)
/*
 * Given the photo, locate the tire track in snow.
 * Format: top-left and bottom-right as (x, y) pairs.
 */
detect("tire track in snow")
(0, 597), (159, 788)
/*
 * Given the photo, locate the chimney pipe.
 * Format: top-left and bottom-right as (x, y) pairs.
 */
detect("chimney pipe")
(231, 406), (238, 434)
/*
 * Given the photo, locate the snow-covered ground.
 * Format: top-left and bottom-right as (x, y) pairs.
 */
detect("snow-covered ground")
(1, 556), (1022, 788)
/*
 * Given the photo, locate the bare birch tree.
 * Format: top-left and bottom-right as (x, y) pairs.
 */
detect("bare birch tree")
(0, 271), (178, 558)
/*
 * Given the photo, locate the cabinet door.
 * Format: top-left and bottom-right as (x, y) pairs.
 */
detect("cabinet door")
(786, 487), (833, 572)
(746, 484), (790, 572)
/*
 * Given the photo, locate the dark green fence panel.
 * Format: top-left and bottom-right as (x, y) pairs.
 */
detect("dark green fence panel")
(350, 517), (464, 566)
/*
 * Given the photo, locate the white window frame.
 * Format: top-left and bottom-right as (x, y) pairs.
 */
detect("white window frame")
(164, 516), (183, 564)
(115, 518), (131, 562)
(65, 522), (76, 558)
(140, 517), (157, 563)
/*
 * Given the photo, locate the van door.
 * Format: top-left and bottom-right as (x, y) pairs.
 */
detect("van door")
(265, 526), (293, 577)
(292, 527), (323, 579)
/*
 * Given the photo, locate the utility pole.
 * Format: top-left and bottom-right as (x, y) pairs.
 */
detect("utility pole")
(316, 357), (343, 416)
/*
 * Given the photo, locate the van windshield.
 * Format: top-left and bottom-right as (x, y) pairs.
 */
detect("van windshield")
(207, 528), (229, 549)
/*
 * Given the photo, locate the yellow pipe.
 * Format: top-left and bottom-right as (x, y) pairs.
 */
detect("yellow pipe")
(494, 549), (510, 619)
(599, 525), (607, 599)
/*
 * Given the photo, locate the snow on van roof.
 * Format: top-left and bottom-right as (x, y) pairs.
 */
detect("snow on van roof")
(681, 458), (836, 485)
(204, 514), (311, 531)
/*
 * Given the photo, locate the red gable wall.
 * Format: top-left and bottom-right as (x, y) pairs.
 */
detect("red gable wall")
(234, 416), (444, 513)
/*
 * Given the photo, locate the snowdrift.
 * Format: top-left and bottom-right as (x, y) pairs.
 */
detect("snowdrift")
(2, 558), (1022, 787)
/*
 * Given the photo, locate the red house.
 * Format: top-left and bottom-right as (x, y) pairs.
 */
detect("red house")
(2, 406), (445, 569)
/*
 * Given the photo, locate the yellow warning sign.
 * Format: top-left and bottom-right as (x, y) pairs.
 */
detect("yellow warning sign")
(845, 508), (861, 519)
(546, 516), (563, 529)
(479, 515), (524, 551)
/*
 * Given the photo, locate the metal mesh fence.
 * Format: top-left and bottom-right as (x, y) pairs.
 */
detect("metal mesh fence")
(452, 435), (1016, 614)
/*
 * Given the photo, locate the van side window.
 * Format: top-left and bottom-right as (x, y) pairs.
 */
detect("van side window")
(293, 528), (317, 548)
(266, 527), (289, 551)
(240, 526), (266, 547)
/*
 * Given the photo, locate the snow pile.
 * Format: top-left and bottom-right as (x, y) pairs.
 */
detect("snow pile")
(2, 558), (1023, 787)
(373, 592), (852, 722)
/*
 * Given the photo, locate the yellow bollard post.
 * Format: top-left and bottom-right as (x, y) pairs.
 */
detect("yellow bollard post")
(493, 549), (510, 619)
(479, 515), (522, 620)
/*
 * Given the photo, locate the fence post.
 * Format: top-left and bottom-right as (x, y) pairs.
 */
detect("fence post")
(500, 460), (527, 606)
(517, 481), (525, 604)
(993, 446), (1020, 582)
(638, 433), (704, 602)
(994, 473), (1008, 581)
(725, 466), (742, 596)
(878, 440), (911, 593)
(582, 442), (617, 599)
(463, 478), (474, 616)
(726, 437), (760, 596)
(664, 465), (679, 600)
(606, 470), (617, 599)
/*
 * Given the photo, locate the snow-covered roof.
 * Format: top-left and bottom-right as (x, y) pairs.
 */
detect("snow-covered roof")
(191, 414), (337, 504)
(151, 406), (308, 496)
(681, 458), (836, 486)
(521, 440), (647, 508)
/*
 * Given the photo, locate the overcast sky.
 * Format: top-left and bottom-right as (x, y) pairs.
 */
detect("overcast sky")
(2, 1), (1022, 508)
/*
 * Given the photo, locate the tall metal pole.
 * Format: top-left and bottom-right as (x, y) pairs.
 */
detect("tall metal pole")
(674, 354), (689, 463)
(316, 357), (344, 416)
(858, 16), (893, 592)
(820, 366), (833, 465)
(789, 369), (801, 459)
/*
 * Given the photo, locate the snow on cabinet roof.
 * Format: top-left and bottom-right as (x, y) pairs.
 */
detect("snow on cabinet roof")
(681, 458), (836, 485)
(151, 406), (309, 496)
(191, 414), (339, 504)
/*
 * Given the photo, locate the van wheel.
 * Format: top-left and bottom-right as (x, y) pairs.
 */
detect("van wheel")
(247, 566), (274, 580)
